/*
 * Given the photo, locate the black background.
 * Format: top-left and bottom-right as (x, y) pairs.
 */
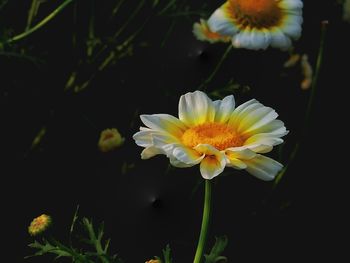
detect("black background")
(1, 0), (348, 262)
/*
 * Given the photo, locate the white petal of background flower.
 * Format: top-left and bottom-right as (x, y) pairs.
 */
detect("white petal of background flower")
(270, 28), (292, 50)
(208, 3), (238, 36)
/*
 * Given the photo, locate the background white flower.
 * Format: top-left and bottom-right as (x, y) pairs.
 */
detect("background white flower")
(134, 91), (288, 181)
(207, 0), (303, 50)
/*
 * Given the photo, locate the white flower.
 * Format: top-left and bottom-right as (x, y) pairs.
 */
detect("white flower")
(133, 91), (288, 181)
(207, 0), (303, 50)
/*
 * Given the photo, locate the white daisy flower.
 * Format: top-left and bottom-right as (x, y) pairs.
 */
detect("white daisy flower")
(133, 91), (288, 181)
(207, 0), (303, 50)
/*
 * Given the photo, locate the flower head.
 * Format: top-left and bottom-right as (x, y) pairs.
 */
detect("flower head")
(98, 128), (125, 152)
(205, 0), (303, 50)
(28, 214), (52, 236)
(133, 91), (287, 181)
(193, 19), (231, 43)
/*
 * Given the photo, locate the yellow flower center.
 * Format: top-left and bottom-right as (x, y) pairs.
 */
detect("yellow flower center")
(182, 123), (244, 150)
(228, 0), (282, 28)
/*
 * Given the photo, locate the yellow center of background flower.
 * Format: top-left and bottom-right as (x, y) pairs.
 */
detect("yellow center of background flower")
(229, 0), (282, 28)
(182, 123), (244, 150)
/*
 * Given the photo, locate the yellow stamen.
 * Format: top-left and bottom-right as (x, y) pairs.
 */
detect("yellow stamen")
(182, 123), (244, 150)
(228, 0), (282, 28)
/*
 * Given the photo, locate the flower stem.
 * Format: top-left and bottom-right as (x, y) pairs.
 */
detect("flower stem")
(274, 21), (328, 187)
(6, 0), (74, 44)
(193, 179), (212, 263)
(198, 44), (233, 91)
(303, 21), (328, 132)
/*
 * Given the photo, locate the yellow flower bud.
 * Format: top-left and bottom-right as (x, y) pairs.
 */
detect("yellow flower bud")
(28, 214), (52, 236)
(98, 128), (125, 152)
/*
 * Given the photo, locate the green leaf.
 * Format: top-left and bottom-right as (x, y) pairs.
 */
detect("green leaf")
(162, 244), (172, 263)
(27, 239), (71, 258)
(204, 236), (228, 263)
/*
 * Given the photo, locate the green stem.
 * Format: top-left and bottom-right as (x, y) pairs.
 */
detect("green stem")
(274, 21), (328, 187)
(87, 0), (95, 57)
(7, 0), (74, 44)
(198, 44), (233, 91)
(193, 180), (212, 263)
(303, 21), (328, 134)
(26, 0), (39, 30)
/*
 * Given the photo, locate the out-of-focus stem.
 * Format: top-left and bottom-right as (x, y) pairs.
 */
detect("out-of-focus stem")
(198, 44), (233, 91)
(7, 0), (74, 44)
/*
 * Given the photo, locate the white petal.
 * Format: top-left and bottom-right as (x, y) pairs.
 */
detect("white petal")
(281, 16), (303, 39)
(245, 144), (273, 154)
(133, 130), (154, 147)
(270, 28), (292, 50)
(172, 146), (204, 165)
(140, 114), (186, 138)
(193, 19), (206, 41)
(152, 133), (180, 148)
(238, 106), (278, 134)
(226, 158), (247, 169)
(213, 95), (235, 123)
(230, 99), (258, 115)
(228, 100), (263, 128)
(141, 146), (163, 159)
(194, 144), (221, 155)
(232, 30), (252, 49)
(245, 155), (283, 181)
(207, 2), (238, 36)
(244, 134), (284, 147)
(280, 0), (303, 10)
(244, 134), (285, 153)
(178, 90), (215, 127)
(225, 146), (256, 160)
(193, 144), (227, 179)
(169, 156), (193, 168)
(232, 28), (271, 50)
(247, 119), (289, 137)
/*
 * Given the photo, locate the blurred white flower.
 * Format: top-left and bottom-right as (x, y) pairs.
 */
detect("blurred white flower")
(206, 0), (303, 50)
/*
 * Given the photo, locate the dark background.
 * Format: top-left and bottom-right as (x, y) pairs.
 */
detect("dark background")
(1, 0), (348, 262)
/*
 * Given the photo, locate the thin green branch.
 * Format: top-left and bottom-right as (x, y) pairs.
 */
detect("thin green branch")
(111, 0), (126, 18)
(6, 0), (74, 44)
(198, 45), (233, 91)
(303, 21), (329, 133)
(87, 0), (96, 57)
(91, 0), (145, 63)
(274, 21), (328, 187)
